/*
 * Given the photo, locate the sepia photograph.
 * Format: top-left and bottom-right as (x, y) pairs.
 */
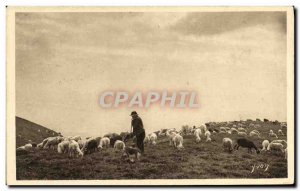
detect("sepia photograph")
(6, 6), (294, 185)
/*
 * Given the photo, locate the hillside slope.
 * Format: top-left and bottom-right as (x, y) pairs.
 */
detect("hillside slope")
(16, 116), (59, 147)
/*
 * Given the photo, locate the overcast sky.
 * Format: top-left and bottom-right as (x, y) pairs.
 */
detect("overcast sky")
(16, 11), (287, 137)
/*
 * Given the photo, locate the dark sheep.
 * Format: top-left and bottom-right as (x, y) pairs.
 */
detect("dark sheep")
(234, 138), (260, 154)
(84, 139), (98, 154)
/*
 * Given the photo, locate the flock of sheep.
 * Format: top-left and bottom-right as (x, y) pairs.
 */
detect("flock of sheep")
(16, 120), (288, 162)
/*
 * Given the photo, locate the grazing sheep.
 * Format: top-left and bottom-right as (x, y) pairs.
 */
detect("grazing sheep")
(166, 130), (177, 146)
(225, 127), (231, 131)
(232, 125), (237, 128)
(194, 128), (202, 143)
(68, 140), (83, 157)
(278, 129), (284, 136)
(83, 139), (98, 154)
(267, 142), (285, 153)
(235, 138), (260, 154)
(269, 132), (278, 138)
(98, 137), (110, 149)
(172, 134), (184, 149)
(222, 138), (233, 153)
(219, 127), (227, 131)
(252, 130), (260, 134)
(220, 130), (227, 134)
(199, 124), (207, 134)
(270, 140), (287, 148)
(43, 136), (64, 149)
(114, 140), (125, 151)
(77, 139), (86, 150)
(58, 140), (70, 153)
(238, 131), (247, 136)
(110, 135), (123, 147)
(230, 128), (238, 134)
(238, 127), (247, 132)
(254, 124), (261, 129)
(205, 131), (211, 142)
(24, 144), (32, 150)
(149, 133), (157, 145)
(261, 140), (270, 151)
(249, 131), (261, 138)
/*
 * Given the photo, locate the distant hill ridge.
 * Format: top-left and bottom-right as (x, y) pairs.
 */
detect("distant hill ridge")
(16, 116), (59, 147)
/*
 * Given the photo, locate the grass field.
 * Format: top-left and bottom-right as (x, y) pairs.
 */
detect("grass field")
(16, 120), (287, 180)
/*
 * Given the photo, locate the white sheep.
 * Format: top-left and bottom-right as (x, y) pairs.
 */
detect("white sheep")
(267, 142), (285, 153)
(230, 128), (238, 134)
(225, 127), (231, 131)
(166, 130), (177, 146)
(249, 123), (255, 128)
(58, 140), (70, 153)
(199, 124), (207, 134)
(172, 134), (184, 149)
(219, 127), (227, 132)
(68, 140), (83, 157)
(194, 128), (202, 143)
(255, 124), (261, 128)
(222, 138), (233, 153)
(114, 140), (125, 151)
(261, 140), (270, 151)
(98, 137), (110, 149)
(143, 136), (150, 144)
(205, 130), (211, 142)
(24, 143), (32, 150)
(238, 127), (247, 132)
(249, 130), (261, 138)
(270, 140), (287, 148)
(278, 129), (284, 136)
(149, 133), (157, 145)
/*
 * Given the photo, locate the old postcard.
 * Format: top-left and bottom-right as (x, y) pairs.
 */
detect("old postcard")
(6, 6), (294, 185)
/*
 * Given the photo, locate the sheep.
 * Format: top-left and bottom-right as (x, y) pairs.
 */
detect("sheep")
(205, 130), (211, 142)
(199, 124), (207, 134)
(83, 139), (98, 154)
(269, 132), (278, 138)
(235, 138), (260, 154)
(267, 142), (285, 153)
(58, 140), (70, 154)
(254, 124), (261, 128)
(98, 137), (110, 149)
(149, 133), (157, 145)
(225, 127), (231, 131)
(238, 131), (247, 136)
(194, 128), (202, 143)
(249, 131), (261, 138)
(43, 136), (64, 149)
(249, 123), (255, 128)
(252, 130), (260, 135)
(143, 136), (150, 144)
(24, 143), (32, 150)
(68, 140), (83, 158)
(220, 130), (227, 134)
(219, 127), (227, 132)
(230, 128), (238, 134)
(261, 140), (270, 151)
(238, 127), (247, 132)
(278, 129), (284, 136)
(222, 138), (233, 153)
(114, 140), (125, 151)
(166, 130), (177, 146)
(270, 140), (287, 148)
(77, 139), (86, 150)
(172, 134), (184, 149)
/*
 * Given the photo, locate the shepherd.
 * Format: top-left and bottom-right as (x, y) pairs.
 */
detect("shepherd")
(130, 111), (145, 154)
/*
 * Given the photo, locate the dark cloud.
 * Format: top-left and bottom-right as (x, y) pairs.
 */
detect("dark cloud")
(171, 12), (286, 36)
